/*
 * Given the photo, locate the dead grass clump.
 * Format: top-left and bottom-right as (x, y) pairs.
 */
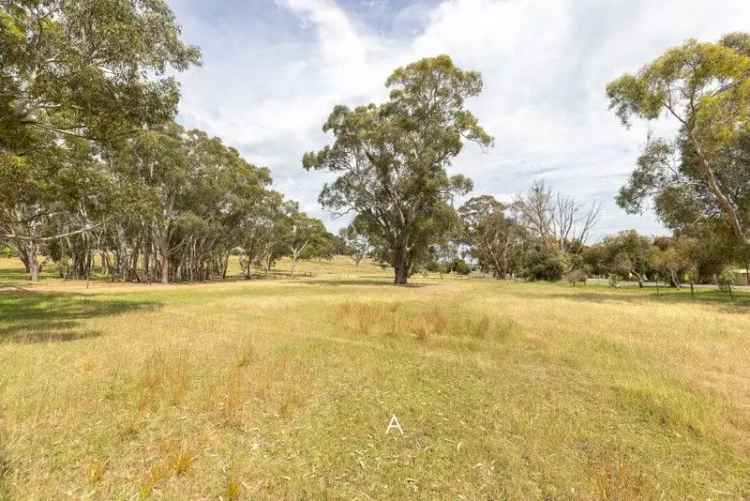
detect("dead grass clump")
(412, 317), (431, 341)
(139, 440), (197, 497)
(337, 301), (517, 343)
(169, 443), (196, 476)
(449, 313), (518, 340)
(217, 369), (247, 427)
(86, 457), (109, 486)
(466, 315), (491, 338)
(235, 341), (255, 368)
(338, 302), (391, 336)
(224, 461), (242, 500)
(136, 351), (192, 411)
(589, 453), (648, 499)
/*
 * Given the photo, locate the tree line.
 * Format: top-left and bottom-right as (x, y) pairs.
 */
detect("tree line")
(311, 34), (750, 285)
(1, 1), (749, 287)
(0, 0), (336, 283)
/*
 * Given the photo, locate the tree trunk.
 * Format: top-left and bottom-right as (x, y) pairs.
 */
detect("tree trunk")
(634, 271), (644, 288)
(393, 246), (409, 285)
(143, 244), (151, 283)
(101, 252), (109, 276)
(160, 252), (169, 284)
(18, 247), (31, 274)
(691, 139), (748, 244)
(394, 262), (409, 284)
(222, 253), (230, 280)
(26, 241), (39, 282)
(670, 271), (680, 289)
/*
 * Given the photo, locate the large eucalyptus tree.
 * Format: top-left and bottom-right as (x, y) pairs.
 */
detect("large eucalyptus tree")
(303, 55), (492, 284)
(607, 33), (750, 247)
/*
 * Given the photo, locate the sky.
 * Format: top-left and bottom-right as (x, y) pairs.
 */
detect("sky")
(168, 0), (750, 241)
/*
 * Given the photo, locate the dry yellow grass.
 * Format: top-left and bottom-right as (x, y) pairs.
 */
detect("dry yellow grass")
(0, 256), (748, 499)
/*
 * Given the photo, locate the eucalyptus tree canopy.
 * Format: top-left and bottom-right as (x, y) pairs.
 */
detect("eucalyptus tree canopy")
(597, 230), (653, 287)
(107, 124), (274, 283)
(459, 195), (525, 279)
(303, 55), (492, 284)
(0, 137), (110, 280)
(0, 0), (200, 155)
(279, 202), (329, 276)
(0, 0), (200, 280)
(607, 33), (750, 245)
(339, 224), (372, 266)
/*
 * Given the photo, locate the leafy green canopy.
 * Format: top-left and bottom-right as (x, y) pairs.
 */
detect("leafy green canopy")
(303, 55), (492, 284)
(0, 0), (201, 155)
(607, 33), (750, 246)
(459, 195), (525, 279)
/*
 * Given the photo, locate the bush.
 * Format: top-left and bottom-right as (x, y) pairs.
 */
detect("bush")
(524, 246), (564, 281)
(718, 269), (736, 292)
(424, 260), (442, 273)
(565, 269), (587, 286)
(452, 259), (471, 275)
(608, 274), (620, 288)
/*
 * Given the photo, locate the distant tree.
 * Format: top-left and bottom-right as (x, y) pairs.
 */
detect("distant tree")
(459, 195), (525, 279)
(523, 242), (564, 282)
(648, 246), (682, 288)
(452, 259), (471, 275)
(675, 223), (738, 282)
(111, 123), (187, 284)
(308, 231), (338, 263)
(582, 243), (607, 277)
(340, 225), (372, 266)
(718, 267), (737, 300)
(238, 191), (284, 279)
(0, 138), (110, 281)
(303, 55), (492, 284)
(513, 180), (600, 254)
(674, 236), (700, 294)
(280, 203), (328, 276)
(565, 269), (587, 287)
(332, 230), (349, 256)
(598, 230), (652, 287)
(607, 33), (750, 247)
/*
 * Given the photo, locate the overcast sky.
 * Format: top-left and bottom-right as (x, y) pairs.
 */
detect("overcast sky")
(168, 0), (750, 240)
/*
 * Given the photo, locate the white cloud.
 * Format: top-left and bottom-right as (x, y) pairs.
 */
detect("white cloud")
(172, 0), (750, 239)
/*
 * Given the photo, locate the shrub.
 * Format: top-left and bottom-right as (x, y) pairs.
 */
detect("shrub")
(424, 260), (442, 273)
(608, 274), (620, 288)
(524, 246), (564, 281)
(565, 269), (587, 287)
(718, 269), (736, 294)
(452, 259), (471, 275)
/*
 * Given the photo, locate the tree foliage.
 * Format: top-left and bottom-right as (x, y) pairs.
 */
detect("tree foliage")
(303, 55), (492, 284)
(0, 0), (201, 153)
(458, 195), (525, 278)
(607, 33), (750, 246)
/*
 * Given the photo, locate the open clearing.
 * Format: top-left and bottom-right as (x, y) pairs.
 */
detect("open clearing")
(0, 258), (749, 499)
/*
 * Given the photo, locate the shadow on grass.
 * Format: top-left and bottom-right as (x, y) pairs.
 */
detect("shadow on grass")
(0, 265), (55, 283)
(300, 278), (433, 288)
(0, 290), (161, 344)
(527, 285), (750, 311)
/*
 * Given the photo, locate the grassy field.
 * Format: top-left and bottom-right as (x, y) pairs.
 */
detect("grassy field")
(0, 257), (749, 499)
